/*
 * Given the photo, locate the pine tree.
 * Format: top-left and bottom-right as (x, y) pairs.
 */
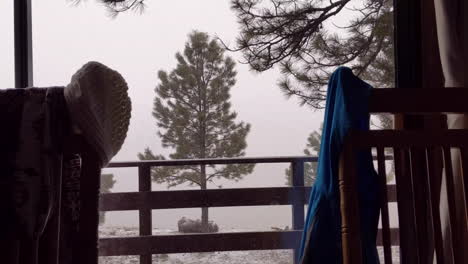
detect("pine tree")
(139, 31), (254, 231)
(100, 173), (116, 225)
(285, 124), (322, 186)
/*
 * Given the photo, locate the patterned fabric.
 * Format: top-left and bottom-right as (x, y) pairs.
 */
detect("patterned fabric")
(62, 155), (82, 225)
(65, 61), (132, 166)
(0, 87), (88, 264)
(59, 154), (82, 264)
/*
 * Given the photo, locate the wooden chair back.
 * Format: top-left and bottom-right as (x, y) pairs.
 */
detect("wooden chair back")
(339, 88), (468, 264)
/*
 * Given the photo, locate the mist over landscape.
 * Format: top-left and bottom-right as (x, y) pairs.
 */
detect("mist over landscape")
(0, 0), (398, 235)
(0, 0), (321, 230)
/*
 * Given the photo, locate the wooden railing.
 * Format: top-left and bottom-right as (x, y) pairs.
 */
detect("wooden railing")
(99, 156), (397, 264)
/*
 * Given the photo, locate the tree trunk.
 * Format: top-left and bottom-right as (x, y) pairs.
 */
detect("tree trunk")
(199, 78), (209, 232)
(200, 164), (209, 232)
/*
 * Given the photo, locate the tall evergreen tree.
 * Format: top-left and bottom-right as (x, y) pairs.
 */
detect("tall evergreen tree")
(285, 124), (322, 186)
(139, 31), (254, 231)
(100, 173), (116, 225)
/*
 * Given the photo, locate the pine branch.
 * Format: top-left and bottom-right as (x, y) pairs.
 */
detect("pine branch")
(229, 0), (394, 108)
(71, 0), (147, 16)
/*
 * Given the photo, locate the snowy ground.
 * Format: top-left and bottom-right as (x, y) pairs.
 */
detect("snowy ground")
(98, 227), (399, 263)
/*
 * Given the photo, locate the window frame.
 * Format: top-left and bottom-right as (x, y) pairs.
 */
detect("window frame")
(14, 0), (33, 88)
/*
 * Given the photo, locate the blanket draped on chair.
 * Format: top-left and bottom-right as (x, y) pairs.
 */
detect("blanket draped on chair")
(298, 67), (380, 264)
(0, 87), (92, 264)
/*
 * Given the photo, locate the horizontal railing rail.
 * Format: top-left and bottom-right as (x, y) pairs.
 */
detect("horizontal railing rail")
(99, 156), (396, 264)
(100, 186), (397, 211)
(107, 156), (317, 167)
(99, 229), (400, 256)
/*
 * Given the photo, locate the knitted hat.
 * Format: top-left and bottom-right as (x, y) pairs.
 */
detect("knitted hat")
(64, 61), (131, 166)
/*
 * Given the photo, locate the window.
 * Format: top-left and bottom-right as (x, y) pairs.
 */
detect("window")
(9, 1), (402, 263)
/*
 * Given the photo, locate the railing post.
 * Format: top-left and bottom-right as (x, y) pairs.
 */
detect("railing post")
(139, 165), (152, 264)
(291, 160), (305, 264)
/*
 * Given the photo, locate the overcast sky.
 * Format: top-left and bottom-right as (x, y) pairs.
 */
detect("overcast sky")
(0, 1), (398, 231)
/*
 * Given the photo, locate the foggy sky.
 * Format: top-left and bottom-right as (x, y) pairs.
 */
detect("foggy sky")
(0, 1), (398, 230)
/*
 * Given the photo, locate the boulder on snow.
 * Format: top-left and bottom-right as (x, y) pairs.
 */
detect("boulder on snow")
(177, 217), (219, 233)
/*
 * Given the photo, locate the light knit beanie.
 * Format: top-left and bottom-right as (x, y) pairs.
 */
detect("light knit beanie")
(64, 61), (131, 166)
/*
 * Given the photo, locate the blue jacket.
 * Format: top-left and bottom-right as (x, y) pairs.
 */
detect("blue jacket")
(298, 67), (380, 264)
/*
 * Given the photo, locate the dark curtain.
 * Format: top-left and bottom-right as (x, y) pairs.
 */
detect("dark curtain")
(434, 1), (468, 263)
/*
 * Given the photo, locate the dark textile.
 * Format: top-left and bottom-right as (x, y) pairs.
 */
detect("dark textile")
(298, 67), (379, 264)
(0, 89), (27, 264)
(59, 154), (82, 264)
(0, 88), (91, 264)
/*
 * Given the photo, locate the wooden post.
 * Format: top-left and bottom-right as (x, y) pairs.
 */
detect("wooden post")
(291, 160), (305, 264)
(442, 148), (461, 262)
(14, 0), (33, 88)
(138, 165), (152, 264)
(338, 141), (362, 264)
(78, 138), (101, 264)
(425, 147), (445, 263)
(460, 148), (468, 226)
(376, 148), (392, 264)
(409, 147), (430, 262)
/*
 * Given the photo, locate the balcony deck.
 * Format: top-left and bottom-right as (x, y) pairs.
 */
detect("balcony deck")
(99, 156), (397, 263)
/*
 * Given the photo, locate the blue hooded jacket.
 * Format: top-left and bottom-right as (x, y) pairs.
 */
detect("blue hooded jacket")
(298, 67), (380, 264)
